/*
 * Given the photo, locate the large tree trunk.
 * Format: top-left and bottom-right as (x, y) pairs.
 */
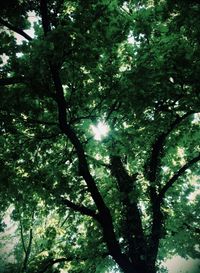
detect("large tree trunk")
(117, 258), (157, 273)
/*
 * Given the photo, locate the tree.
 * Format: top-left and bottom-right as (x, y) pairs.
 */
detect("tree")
(0, 0), (200, 272)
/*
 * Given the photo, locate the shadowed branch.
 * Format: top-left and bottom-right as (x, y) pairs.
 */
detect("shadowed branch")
(0, 76), (26, 86)
(0, 18), (33, 41)
(159, 153), (200, 199)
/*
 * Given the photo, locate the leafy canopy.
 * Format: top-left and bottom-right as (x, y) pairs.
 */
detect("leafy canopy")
(0, 0), (200, 273)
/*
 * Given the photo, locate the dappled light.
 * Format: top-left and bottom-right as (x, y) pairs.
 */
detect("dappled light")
(0, 1), (200, 273)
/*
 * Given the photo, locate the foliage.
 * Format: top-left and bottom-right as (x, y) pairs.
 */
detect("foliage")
(0, 0), (200, 273)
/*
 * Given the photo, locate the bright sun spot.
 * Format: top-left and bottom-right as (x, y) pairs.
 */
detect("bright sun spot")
(90, 121), (109, 141)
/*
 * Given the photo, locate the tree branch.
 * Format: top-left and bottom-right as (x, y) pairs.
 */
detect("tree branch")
(50, 69), (136, 271)
(159, 153), (200, 199)
(60, 197), (99, 221)
(170, 222), (200, 237)
(39, 2), (134, 271)
(105, 100), (121, 122)
(39, 0), (51, 35)
(70, 114), (97, 124)
(110, 155), (146, 265)
(36, 251), (109, 273)
(36, 257), (70, 273)
(0, 76), (26, 86)
(21, 211), (34, 273)
(41, 181), (98, 221)
(25, 118), (58, 126)
(22, 228), (33, 272)
(19, 217), (27, 255)
(87, 155), (111, 169)
(145, 112), (194, 268)
(0, 18), (33, 41)
(39, 0), (106, 219)
(183, 223), (200, 235)
(52, 50), (135, 273)
(145, 112), (194, 184)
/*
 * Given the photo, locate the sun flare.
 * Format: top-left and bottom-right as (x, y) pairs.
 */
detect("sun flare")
(90, 121), (110, 140)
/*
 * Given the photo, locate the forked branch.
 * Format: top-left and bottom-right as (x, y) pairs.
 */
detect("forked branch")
(39, 2), (134, 272)
(146, 111), (194, 184)
(159, 153), (200, 200)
